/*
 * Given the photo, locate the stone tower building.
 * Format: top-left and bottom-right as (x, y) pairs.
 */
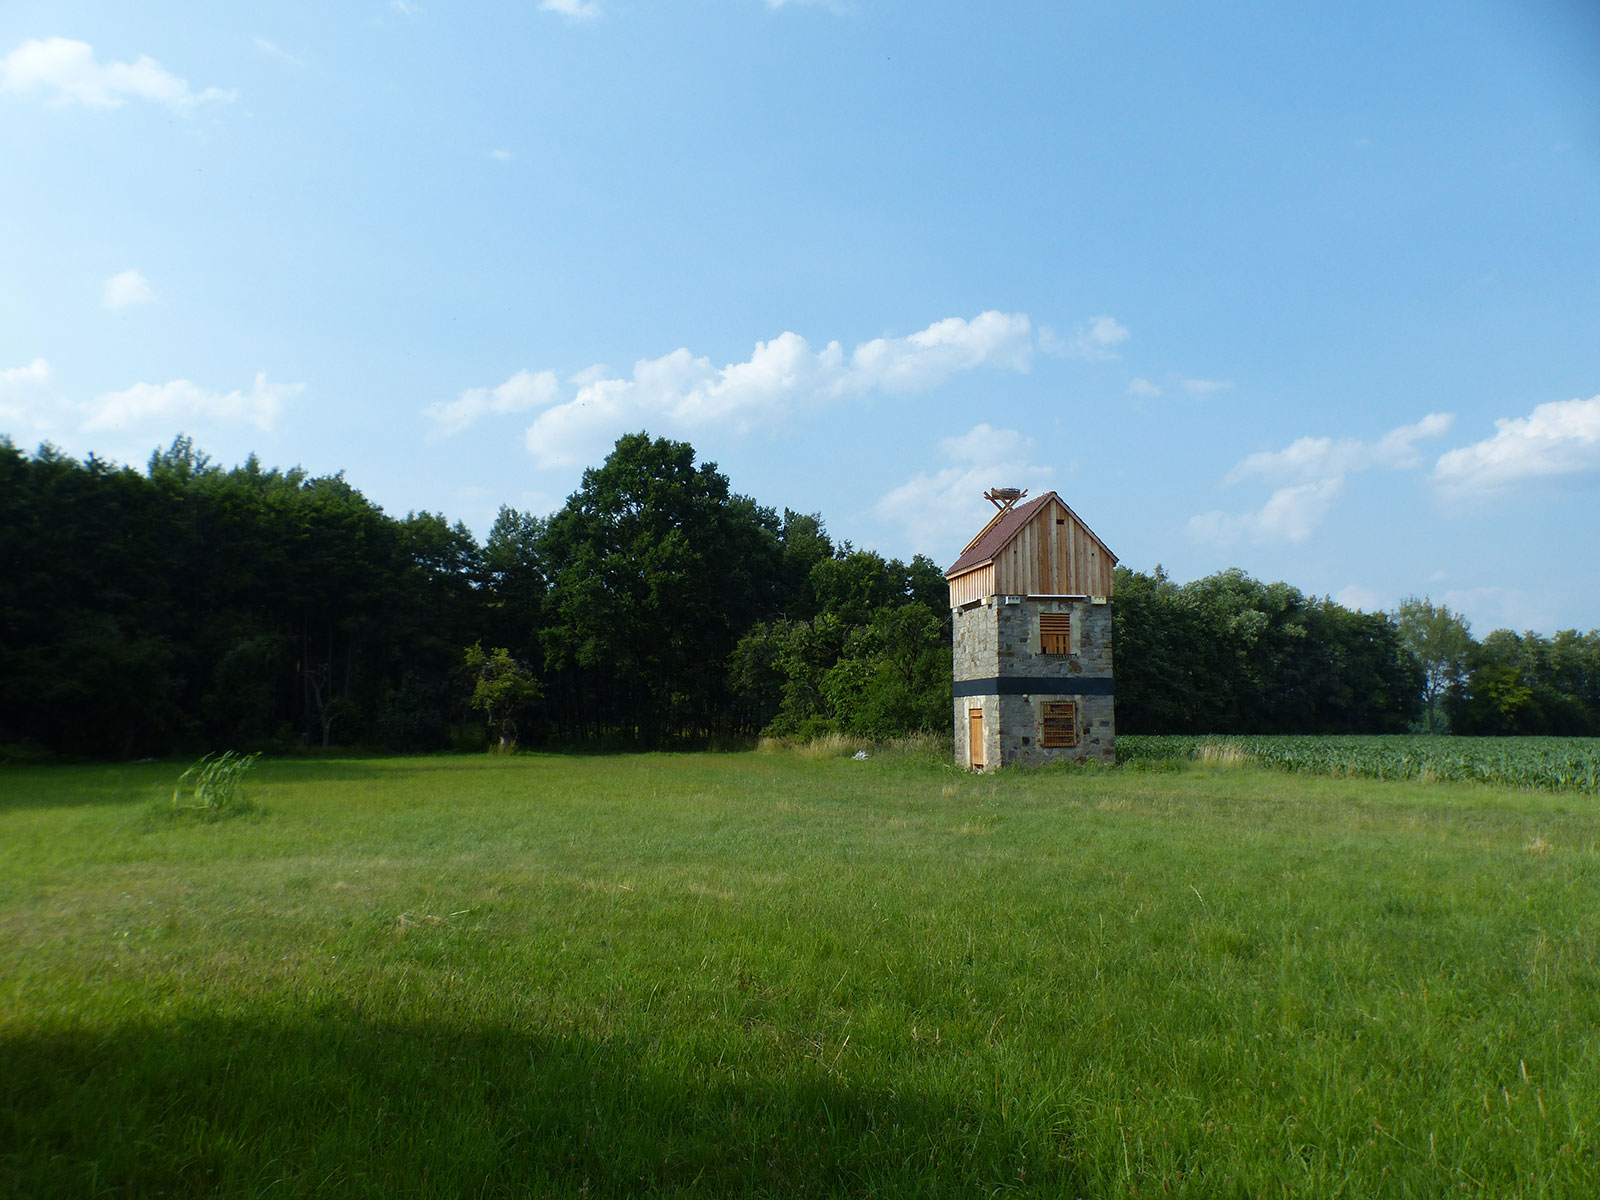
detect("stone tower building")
(945, 489), (1117, 770)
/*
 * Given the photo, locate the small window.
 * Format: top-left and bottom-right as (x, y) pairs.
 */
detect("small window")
(1040, 611), (1071, 654)
(1041, 701), (1077, 748)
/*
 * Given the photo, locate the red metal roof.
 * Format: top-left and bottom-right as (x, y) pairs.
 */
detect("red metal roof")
(944, 492), (1054, 577)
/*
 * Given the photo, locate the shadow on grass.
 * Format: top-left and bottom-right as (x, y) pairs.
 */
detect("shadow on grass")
(0, 1010), (1080, 1198)
(0, 759), (401, 814)
(136, 798), (266, 831)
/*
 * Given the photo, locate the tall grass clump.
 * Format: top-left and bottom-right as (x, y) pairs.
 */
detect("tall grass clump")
(757, 730), (950, 761)
(171, 750), (261, 815)
(756, 731), (872, 758)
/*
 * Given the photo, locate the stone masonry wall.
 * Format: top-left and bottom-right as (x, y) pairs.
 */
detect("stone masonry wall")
(951, 603), (999, 681)
(952, 597), (1115, 769)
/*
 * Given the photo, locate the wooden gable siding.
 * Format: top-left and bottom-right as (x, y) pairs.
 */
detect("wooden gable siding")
(947, 564), (994, 608)
(945, 493), (1116, 607)
(990, 498), (1115, 599)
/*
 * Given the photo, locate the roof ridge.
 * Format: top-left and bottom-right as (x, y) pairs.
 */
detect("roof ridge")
(956, 492), (1037, 555)
(944, 491), (1059, 578)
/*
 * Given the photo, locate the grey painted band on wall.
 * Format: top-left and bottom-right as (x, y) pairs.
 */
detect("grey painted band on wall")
(952, 677), (1115, 698)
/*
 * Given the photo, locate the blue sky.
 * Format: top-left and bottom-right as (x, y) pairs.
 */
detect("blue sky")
(3, 1), (1597, 634)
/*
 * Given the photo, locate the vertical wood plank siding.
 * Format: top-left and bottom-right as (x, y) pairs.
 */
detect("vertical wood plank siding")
(985, 499), (1114, 599)
(947, 565), (995, 608)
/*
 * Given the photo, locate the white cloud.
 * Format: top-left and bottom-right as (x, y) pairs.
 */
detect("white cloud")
(1190, 413), (1454, 546)
(874, 423), (1050, 558)
(0, 358), (56, 438)
(1126, 377), (1161, 398)
(1225, 413), (1454, 485)
(1178, 377), (1231, 396)
(1045, 315), (1130, 361)
(252, 36), (306, 69)
(937, 424), (1031, 465)
(845, 311), (1032, 391)
(1432, 394), (1600, 498)
(434, 311), (1036, 467)
(81, 372), (300, 433)
(0, 37), (234, 111)
(423, 369), (560, 439)
(540, 0), (602, 18)
(1441, 586), (1552, 635)
(1, 357), (51, 391)
(1188, 476), (1345, 546)
(2, 362), (298, 456)
(487, 148), (512, 162)
(1334, 584), (1385, 613)
(103, 269), (156, 312)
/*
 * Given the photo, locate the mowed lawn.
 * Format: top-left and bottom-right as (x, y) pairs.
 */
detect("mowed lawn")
(2, 751), (1597, 1197)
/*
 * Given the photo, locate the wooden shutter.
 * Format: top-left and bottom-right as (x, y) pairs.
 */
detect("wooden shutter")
(1041, 701), (1077, 748)
(968, 708), (984, 768)
(1040, 612), (1071, 655)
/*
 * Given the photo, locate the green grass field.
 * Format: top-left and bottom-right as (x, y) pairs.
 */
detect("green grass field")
(3, 749), (1598, 1197)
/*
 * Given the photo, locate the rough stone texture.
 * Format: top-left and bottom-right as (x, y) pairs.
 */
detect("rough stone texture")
(952, 596), (1115, 769)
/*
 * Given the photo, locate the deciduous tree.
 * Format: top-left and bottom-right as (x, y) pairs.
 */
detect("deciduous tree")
(1394, 596), (1473, 734)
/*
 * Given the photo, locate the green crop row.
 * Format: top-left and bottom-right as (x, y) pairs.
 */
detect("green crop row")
(1119, 733), (1600, 793)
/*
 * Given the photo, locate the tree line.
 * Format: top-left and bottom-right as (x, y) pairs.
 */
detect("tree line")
(2, 432), (1594, 759)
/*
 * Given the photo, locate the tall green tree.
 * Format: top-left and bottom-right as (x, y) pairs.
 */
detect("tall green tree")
(1450, 628), (1600, 736)
(463, 643), (541, 751)
(482, 506), (548, 658)
(1394, 596), (1473, 734)
(1114, 566), (1421, 735)
(822, 603), (950, 739)
(540, 432), (781, 743)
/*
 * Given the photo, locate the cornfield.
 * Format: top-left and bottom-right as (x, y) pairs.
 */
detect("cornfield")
(1119, 734), (1600, 793)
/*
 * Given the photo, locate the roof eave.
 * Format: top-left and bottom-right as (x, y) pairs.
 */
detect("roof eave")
(944, 558), (994, 581)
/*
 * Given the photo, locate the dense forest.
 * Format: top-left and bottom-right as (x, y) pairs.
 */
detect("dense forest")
(2, 432), (1597, 758)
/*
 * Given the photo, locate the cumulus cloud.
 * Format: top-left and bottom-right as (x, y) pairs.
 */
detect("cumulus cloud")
(1, 361), (298, 456)
(81, 372), (300, 433)
(874, 423), (1050, 558)
(540, 0), (602, 18)
(1224, 413), (1455, 485)
(0, 358), (55, 437)
(1334, 584), (1385, 613)
(423, 369), (560, 439)
(1188, 476), (1346, 546)
(1042, 315), (1130, 361)
(1189, 413), (1454, 546)
(1126, 377), (1161, 398)
(1441, 586), (1552, 635)
(0, 37), (234, 111)
(1432, 394), (1600, 498)
(434, 311), (1036, 467)
(846, 311), (1032, 390)
(1178, 377), (1231, 396)
(1, 357), (51, 391)
(103, 269), (156, 311)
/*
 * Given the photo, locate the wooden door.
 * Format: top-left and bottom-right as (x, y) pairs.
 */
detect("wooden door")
(968, 707), (984, 769)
